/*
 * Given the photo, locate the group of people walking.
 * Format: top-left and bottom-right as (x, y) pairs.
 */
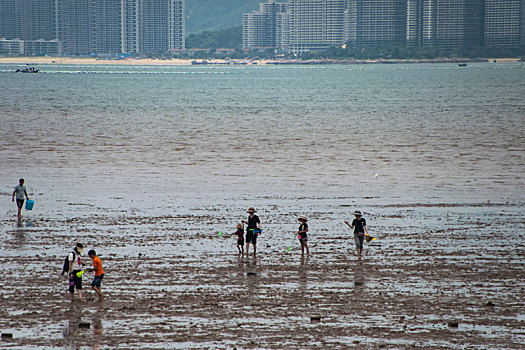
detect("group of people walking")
(232, 207), (371, 259)
(12, 180), (372, 303)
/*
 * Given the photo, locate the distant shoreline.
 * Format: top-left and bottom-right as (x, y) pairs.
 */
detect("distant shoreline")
(0, 56), (522, 66)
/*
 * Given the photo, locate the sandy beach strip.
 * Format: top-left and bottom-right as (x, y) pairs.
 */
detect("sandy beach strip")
(0, 56), (521, 67)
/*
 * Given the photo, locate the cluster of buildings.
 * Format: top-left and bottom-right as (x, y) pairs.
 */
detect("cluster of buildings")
(243, 0), (525, 53)
(0, 0), (185, 56)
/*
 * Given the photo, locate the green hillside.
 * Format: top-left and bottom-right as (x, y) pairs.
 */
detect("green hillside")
(186, 0), (261, 33)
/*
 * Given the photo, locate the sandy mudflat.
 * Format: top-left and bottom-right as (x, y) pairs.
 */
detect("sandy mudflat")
(1, 201), (524, 349)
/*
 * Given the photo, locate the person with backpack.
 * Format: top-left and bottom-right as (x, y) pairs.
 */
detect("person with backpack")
(62, 243), (85, 301)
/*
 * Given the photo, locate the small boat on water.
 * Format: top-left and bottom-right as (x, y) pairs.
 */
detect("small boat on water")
(15, 65), (39, 73)
(458, 63), (467, 67)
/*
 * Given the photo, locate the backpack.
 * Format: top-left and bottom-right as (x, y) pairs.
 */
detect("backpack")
(61, 251), (75, 275)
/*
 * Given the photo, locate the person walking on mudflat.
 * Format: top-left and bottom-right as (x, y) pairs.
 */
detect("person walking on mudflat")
(87, 250), (105, 301)
(12, 178), (29, 218)
(241, 207), (261, 256)
(345, 210), (369, 258)
(67, 243), (85, 301)
(297, 215), (309, 257)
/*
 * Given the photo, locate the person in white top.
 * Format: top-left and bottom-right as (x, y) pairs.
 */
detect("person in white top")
(12, 178), (29, 218)
(68, 243), (85, 301)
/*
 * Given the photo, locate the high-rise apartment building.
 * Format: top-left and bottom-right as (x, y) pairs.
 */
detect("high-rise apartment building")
(95, 0), (121, 54)
(0, 0), (60, 55)
(484, 0), (521, 47)
(347, 0), (407, 48)
(521, 0), (525, 46)
(434, 0), (484, 49)
(1, 0), (183, 56)
(58, 0), (96, 55)
(122, 0), (184, 55)
(286, 0), (346, 53)
(121, 0), (140, 53)
(243, 1), (287, 49)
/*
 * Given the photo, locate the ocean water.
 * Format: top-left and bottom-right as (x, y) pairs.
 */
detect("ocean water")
(1, 62), (524, 213)
(1, 62), (524, 349)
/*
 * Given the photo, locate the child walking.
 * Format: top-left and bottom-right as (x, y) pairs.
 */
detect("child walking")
(87, 250), (104, 301)
(232, 223), (245, 255)
(345, 210), (369, 258)
(297, 215), (309, 257)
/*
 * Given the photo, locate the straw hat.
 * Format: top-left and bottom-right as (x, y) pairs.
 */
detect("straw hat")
(298, 215), (307, 222)
(353, 210), (362, 216)
(247, 207), (257, 213)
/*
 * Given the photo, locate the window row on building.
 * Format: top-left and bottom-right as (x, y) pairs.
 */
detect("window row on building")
(0, 0), (185, 56)
(243, 0), (525, 53)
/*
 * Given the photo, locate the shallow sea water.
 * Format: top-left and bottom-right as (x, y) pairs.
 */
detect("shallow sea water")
(0, 62), (524, 349)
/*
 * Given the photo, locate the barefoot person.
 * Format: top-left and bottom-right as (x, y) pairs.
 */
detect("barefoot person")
(232, 223), (245, 255)
(12, 178), (29, 218)
(241, 207), (261, 256)
(68, 243), (85, 301)
(297, 215), (310, 257)
(345, 210), (369, 258)
(87, 250), (104, 301)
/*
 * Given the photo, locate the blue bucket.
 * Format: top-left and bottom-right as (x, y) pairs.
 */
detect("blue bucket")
(25, 200), (34, 210)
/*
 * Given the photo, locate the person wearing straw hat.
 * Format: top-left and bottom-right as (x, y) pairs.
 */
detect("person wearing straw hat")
(297, 215), (309, 257)
(241, 207), (261, 256)
(345, 210), (369, 258)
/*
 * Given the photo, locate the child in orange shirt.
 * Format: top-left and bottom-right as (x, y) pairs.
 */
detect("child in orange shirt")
(87, 250), (104, 301)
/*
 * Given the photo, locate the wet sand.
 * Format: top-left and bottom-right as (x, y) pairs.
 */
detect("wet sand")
(1, 63), (524, 348)
(1, 200), (524, 349)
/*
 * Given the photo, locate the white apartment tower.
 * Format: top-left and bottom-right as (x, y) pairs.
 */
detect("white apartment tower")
(287, 0), (347, 53)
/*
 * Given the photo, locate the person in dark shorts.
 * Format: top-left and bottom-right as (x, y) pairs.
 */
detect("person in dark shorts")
(345, 210), (369, 258)
(12, 178), (29, 218)
(87, 250), (104, 301)
(232, 223), (245, 255)
(297, 215), (310, 257)
(68, 243), (85, 301)
(241, 207), (261, 256)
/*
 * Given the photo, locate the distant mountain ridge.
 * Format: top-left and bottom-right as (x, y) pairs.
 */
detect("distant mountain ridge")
(186, 0), (261, 34)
